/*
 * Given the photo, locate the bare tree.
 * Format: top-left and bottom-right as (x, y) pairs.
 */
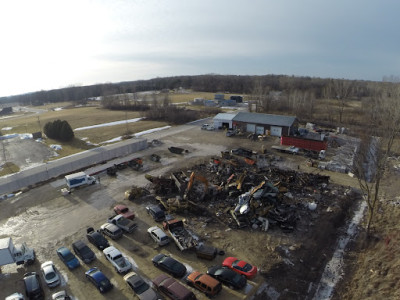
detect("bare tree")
(353, 85), (400, 235)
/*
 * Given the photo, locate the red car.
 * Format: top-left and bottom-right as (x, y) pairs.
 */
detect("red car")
(113, 204), (135, 220)
(222, 257), (257, 279)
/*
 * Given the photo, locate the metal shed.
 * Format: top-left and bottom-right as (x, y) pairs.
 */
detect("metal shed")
(232, 112), (298, 136)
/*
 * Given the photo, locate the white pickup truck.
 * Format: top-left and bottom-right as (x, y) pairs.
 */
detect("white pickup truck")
(107, 214), (137, 233)
(103, 246), (132, 274)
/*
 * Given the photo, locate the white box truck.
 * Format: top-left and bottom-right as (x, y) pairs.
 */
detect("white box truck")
(65, 172), (96, 190)
(0, 237), (35, 266)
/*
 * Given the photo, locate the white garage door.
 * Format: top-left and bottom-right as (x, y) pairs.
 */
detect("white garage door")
(256, 126), (265, 135)
(246, 124), (256, 133)
(270, 126), (283, 136)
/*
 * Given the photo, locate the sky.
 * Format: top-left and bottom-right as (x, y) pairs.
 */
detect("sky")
(0, 0), (399, 97)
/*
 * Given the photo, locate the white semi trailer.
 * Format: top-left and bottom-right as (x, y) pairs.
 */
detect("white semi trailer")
(0, 237), (35, 266)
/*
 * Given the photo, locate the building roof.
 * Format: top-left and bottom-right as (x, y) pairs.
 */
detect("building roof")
(213, 113), (237, 121)
(233, 112), (296, 127)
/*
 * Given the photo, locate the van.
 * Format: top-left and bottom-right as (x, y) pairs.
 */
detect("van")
(187, 271), (222, 297)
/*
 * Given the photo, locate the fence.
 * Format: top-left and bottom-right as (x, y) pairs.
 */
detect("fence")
(0, 138), (147, 195)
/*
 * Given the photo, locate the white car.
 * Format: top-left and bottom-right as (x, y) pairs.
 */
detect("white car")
(147, 226), (169, 246)
(52, 290), (71, 300)
(40, 261), (60, 288)
(103, 246), (132, 273)
(5, 293), (24, 300)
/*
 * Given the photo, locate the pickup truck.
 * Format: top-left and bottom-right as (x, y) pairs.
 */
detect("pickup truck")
(107, 215), (137, 233)
(162, 219), (198, 251)
(271, 145), (300, 154)
(103, 246), (132, 274)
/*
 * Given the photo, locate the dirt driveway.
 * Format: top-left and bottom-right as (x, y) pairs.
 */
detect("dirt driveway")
(0, 125), (359, 299)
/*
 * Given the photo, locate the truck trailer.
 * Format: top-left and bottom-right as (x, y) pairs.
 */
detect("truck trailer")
(65, 172), (96, 190)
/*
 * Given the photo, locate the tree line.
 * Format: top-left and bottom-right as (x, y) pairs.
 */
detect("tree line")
(0, 74), (385, 106)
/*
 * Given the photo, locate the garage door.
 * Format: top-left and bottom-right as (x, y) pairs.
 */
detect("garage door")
(256, 126), (265, 135)
(246, 124), (256, 133)
(270, 126), (282, 136)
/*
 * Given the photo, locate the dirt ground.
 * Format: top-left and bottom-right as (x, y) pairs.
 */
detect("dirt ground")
(0, 125), (364, 300)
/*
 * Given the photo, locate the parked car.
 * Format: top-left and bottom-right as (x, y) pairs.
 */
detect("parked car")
(99, 222), (123, 240)
(103, 246), (132, 274)
(124, 272), (158, 300)
(222, 257), (257, 279)
(51, 291), (71, 300)
(85, 267), (113, 293)
(152, 253), (187, 278)
(114, 204), (135, 220)
(186, 271), (222, 297)
(72, 240), (96, 264)
(201, 124), (209, 130)
(5, 293), (24, 300)
(86, 227), (110, 250)
(40, 261), (60, 288)
(23, 272), (44, 300)
(152, 274), (196, 300)
(147, 226), (170, 246)
(145, 205), (165, 222)
(207, 266), (246, 289)
(56, 246), (80, 270)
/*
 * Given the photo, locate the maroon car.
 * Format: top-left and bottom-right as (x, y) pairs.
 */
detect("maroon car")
(113, 204), (135, 220)
(152, 274), (196, 300)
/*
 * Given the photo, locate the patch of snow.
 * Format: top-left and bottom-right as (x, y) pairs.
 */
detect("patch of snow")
(1, 127), (12, 130)
(75, 118), (143, 131)
(0, 134), (19, 140)
(100, 136), (123, 144)
(53, 107), (63, 111)
(50, 144), (62, 151)
(19, 134), (33, 139)
(133, 126), (171, 137)
(312, 201), (367, 300)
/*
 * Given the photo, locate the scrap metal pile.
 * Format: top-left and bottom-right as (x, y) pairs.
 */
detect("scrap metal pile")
(145, 151), (332, 232)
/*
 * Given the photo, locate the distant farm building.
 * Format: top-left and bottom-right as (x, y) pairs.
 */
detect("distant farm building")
(0, 107), (13, 115)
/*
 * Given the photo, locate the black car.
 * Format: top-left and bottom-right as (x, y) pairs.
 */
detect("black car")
(23, 272), (44, 300)
(85, 267), (113, 293)
(207, 266), (246, 289)
(146, 205), (165, 222)
(152, 253), (186, 278)
(86, 227), (110, 250)
(72, 240), (96, 264)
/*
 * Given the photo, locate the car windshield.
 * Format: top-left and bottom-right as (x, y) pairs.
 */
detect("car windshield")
(45, 271), (56, 280)
(233, 260), (252, 272)
(121, 207), (128, 213)
(133, 280), (150, 294)
(232, 273), (243, 284)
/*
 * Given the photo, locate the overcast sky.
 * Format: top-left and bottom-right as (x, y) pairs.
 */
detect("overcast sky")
(0, 0), (398, 97)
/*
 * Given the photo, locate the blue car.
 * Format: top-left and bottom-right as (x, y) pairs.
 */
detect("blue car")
(56, 246), (80, 270)
(85, 267), (113, 293)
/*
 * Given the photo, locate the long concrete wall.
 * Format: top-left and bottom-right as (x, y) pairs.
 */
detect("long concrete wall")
(0, 138), (147, 195)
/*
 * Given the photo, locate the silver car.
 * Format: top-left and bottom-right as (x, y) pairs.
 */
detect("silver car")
(41, 261), (61, 288)
(147, 226), (169, 246)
